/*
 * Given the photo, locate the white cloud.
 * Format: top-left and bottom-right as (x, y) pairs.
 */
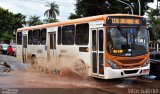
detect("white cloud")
(148, 0), (160, 9)
(0, 0), (76, 21)
(144, 0), (160, 18)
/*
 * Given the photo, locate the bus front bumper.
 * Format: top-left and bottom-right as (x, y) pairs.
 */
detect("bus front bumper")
(103, 64), (150, 79)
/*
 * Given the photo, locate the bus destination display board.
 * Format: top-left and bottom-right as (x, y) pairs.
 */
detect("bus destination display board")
(106, 16), (146, 26)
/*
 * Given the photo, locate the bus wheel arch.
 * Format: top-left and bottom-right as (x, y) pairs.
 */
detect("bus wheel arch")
(73, 59), (88, 76)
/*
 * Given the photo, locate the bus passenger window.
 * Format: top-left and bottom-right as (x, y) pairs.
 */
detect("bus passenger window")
(33, 29), (41, 45)
(99, 30), (103, 51)
(28, 30), (32, 45)
(92, 30), (96, 51)
(76, 23), (89, 45)
(41, 28), (46, 45)
(62, 25), (75, 45)
(54, 33), (56, 49)
(58, 27), (62, 45)
(50, 34), (53, 49)
(17, 32), (22, 45)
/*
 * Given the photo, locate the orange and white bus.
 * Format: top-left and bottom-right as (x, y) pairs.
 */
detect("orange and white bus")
(16, 14), (150, 79)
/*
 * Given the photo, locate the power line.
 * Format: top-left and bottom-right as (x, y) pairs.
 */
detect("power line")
(15, 0), (112, 8)
(15, 0), (75, 7)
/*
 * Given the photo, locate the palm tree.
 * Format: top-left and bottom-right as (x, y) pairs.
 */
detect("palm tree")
(44, 2), (59, 19)
(27, 15), (42, 26)
(43, 18), (58, 23)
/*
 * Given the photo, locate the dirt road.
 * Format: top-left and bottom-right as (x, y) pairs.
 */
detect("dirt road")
(0, 54), (160, 94)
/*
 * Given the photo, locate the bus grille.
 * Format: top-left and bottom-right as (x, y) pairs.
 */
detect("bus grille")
(124, 70), (139, 74)
(118, 58), (143, 64)
(121, 65), (141, 69)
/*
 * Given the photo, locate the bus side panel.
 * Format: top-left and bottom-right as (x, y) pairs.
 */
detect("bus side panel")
(27, 45), (47, 66)
(56, 45), (79, 67)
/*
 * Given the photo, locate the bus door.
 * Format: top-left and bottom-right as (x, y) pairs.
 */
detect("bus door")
(48, 32), (56, 61)
(92, 28), (104, 76)
(22, 34), (27, 63)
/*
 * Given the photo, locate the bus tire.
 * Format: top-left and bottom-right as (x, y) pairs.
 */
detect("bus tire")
(73, 59), (87, 76)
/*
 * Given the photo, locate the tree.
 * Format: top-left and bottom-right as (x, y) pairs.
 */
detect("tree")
(0, 7), (26, 43)
(27, 15), (43, 26)
(69, 0), (153, 19)
(68, 13), (81, 19)
(0, 8), (13, 37)
(0, 32), (13, 44)
(146, 8), (160, 42)
(43, 18), (58, 23)
(44, 2), (59, 19)
(12, 13), (26, 34)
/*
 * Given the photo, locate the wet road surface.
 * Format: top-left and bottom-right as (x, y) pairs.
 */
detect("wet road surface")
(0, 54), (160, 94)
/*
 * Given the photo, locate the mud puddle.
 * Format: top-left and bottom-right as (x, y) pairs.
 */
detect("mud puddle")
(26, 65), (98, 88)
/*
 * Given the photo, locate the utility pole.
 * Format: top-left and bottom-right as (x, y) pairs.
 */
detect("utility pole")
(138, 0), (141, 16)
(117, 0), (133, 15)
(157, 0), (159, 18)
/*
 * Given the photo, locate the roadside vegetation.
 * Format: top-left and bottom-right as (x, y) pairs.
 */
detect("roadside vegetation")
(146, 8), (160, 43)
(0, 1), (59, 43)
(69, 0), (153, 19)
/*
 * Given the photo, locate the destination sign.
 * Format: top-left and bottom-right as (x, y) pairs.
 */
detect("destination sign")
(106, 16), (146, 26)
(111, 18), (140, 24)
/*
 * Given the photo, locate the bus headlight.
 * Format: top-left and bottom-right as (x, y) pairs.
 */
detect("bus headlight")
(142, 59), (149, 67)
(107, 60), (120, 69)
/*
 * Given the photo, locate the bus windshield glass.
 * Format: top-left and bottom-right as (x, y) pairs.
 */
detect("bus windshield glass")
(107, 27), (149, 56)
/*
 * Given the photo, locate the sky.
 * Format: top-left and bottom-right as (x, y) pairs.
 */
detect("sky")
(148, 0), (159, 9)
(0, 0), (159, 21)
(0, 0), (76, 21)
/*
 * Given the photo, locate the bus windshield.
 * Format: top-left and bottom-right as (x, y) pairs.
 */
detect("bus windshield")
(107, 27), (149, 56)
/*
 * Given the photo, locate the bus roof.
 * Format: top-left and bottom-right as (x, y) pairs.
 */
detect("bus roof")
(17, 14), (142, 32)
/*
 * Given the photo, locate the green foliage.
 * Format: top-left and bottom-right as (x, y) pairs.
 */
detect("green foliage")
(43, 18), (58, 23)
(0, 32), (13, 44)
(27, 15), (43, 26)
(68, 13), (81, 19)
(128, 0), (151, 15)
(44, 2), (59, 19)
(13, 13), (26, 32)
(146, 8), (160, 42)
(69, 0), (153, 19)
(0, 7), (26, 43)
